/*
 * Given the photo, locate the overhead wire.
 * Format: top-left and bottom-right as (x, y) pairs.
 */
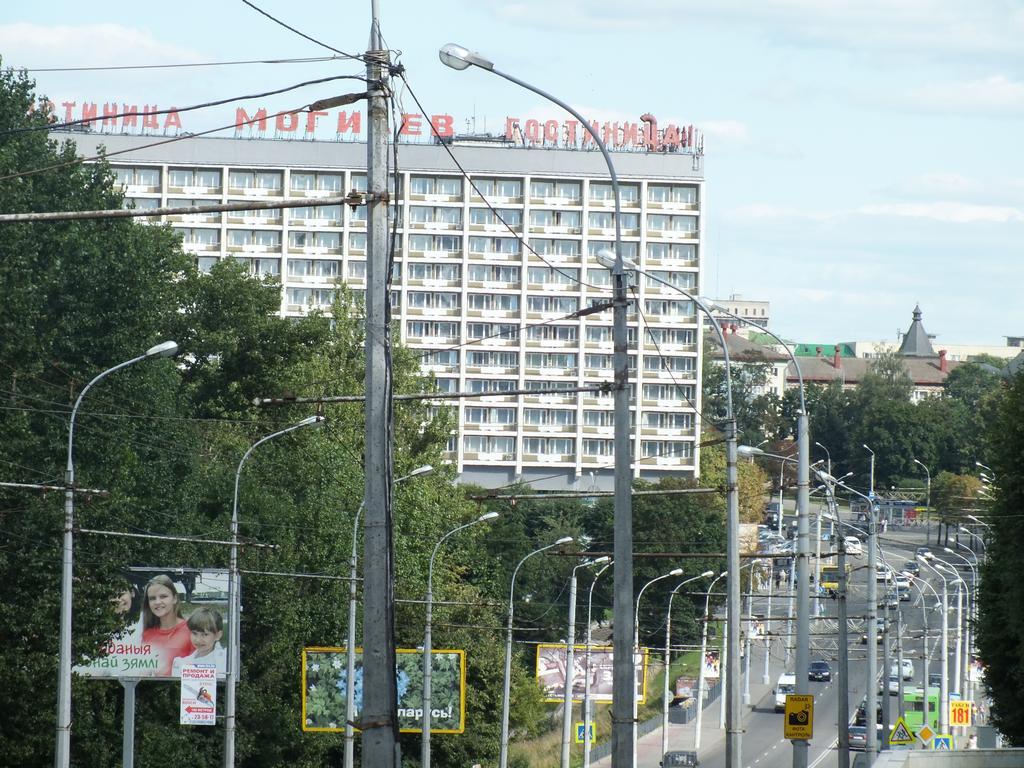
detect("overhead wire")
(24, 55), (348, 73)
(0, 73), (368, 138)
(240, 0), (367, 62)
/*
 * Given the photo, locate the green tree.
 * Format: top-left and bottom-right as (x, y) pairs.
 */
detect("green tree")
(976, 372), (1021, 742)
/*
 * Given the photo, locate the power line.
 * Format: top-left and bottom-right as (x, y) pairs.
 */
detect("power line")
(23, 55), (347, 73)
(0, 74), (367, 138)
(240, 0), (367, 62)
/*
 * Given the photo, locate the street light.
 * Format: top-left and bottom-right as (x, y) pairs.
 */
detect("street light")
(943, 548), (977, 701)
(912, 458), (932, 544)
(932, 555), (969, 707)
(662, 571), (714, 759)
(440, 43), (638, 765)
(917, 555), (950, 733)
(705, 300), (811, 768)
(345, 464), (433, 768)
(863, 445), (875, 499)
(423, 510), (498, 768)
(583, 559), (613, 768)
(225, 413), (324, 766)
(595, 250), (744, 768)
(55, 340), (179, 768)
(634, 568), (683, 764)
(499, 536), (573, 768)
(695, 572), (727, 752)
(975, 460), (994, 477)
(958, 526), (987, 555)
(560, 556), (609, 768)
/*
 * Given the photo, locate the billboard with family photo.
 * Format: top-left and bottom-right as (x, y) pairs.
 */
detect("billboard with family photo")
(74, 567), (230, 680)
(535, 644), (647, 703)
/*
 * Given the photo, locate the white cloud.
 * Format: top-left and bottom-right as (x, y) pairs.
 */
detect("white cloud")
(485, 1), (1024, 60)
(0, 22), (201, 67)
(731, 199), (1024, 225)
(857, 201), (1024, 223)
(700, 120), (750, 145)
(905, 75), (1024, 115)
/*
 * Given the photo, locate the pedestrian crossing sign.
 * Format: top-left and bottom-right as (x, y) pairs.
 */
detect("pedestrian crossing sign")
(932, 734), (953, 750)
(575, 722), (593, 744)
(888, 716), (915, 745)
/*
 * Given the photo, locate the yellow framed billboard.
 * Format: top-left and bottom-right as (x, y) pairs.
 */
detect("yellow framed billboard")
(301, 647), (466, 734)
(535, 644), (647, 704)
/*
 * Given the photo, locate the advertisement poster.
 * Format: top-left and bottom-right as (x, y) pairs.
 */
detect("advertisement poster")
(535, 644), (646, 704)
(302, 647), (465, 734)
(180, 664), (218, 726)
(702, 649), (721, 680)
(75, 568), (229, 680)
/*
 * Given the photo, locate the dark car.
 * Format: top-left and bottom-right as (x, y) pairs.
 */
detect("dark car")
(808, 660), (832, 682)
(902, 560), (920, 578)
(916, 546), (934, 560)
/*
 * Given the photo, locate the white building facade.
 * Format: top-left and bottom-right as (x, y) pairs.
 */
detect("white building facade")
(64, 132), (705, 490)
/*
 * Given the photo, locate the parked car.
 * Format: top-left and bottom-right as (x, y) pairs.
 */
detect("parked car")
(808, 660), (832, 682)
(844, 536), (863, 556)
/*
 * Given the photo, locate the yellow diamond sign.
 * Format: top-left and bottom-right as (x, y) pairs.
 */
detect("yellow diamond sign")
(918, 724), (934, 744)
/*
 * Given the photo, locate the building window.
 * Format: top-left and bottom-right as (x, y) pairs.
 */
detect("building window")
(467, 322), (519, 340)
(113, 166), (161, 188)
(463, 435), (515, 455)
(470, 177), (522, 199)
(422, 349), (459, 366)
(643, 355), (696, 373)
(529, 209), (581, 230)
(466, 379), (517, 393)
(644, 412), (693, 429)
(583, 439), (614, 456)
(523, 408), (576, 426)
(409, 176), (462, 197)
(228, 170), (282, 191)
(645, 328), (695, 346)
(178, 228), (220, 247)
(587, 240), (638, 260)
(409, 205), (462, 226)
(288, 231), (339, 250)
(647, 184), (698, 206)
(646, 242), (697, 262)
(408, 234), (462, 255)
(526, 325), (577, 342)
(469, 207), (522, 227)
(168, 168), (221, 188)
(290, 172), (342, 192)
(407, 262), (461, 281)
(530, 179), (581, 203)
(644, 299), (695, 318)
(526, 296), (579, 314)
(468, 264), (520, 283)
(406, 320), (459, 338)
(407, 291), (460, 310)
(523, 437), (574, 456)
(647, 214), (698, 236)
(466, 351), (519, 367)
(642, 383), (695, 401)
(465, 407), (517, 425)
(589, 182), (639, 203)
(469, 236), (520, 256)
(466, 293), (519, 311)
(525, 352), (577, 370)
(528, 238), (580, 258)
(641, 441), (693, 459)
(527, 266), (579, 285)
(583, 410), (616, 427)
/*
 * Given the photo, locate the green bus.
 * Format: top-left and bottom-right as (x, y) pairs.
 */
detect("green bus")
(903, 687), (939, 731)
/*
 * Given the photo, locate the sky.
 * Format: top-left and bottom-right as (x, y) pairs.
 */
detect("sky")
(3, 1), (1023, 348)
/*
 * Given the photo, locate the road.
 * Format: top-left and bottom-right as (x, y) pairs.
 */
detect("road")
(600, 519), (967, 768)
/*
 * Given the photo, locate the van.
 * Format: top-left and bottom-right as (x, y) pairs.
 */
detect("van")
(774, 673), (796, 712)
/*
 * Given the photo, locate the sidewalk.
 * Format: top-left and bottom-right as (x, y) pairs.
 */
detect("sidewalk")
(591, 644), (777, 767)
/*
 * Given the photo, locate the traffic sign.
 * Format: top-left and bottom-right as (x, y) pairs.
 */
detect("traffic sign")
(917, 724), (934, 744)
(783, 694), (814, 740)
(950, 700), (972, 727)
(932, 734), (953, 750)
(888, 715), (915, 745)
(575, 722), (593, 744)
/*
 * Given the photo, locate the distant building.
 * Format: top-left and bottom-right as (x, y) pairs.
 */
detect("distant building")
(788, 306), (961, 401)
(708, 294), (771, 330)
(704, 329), (788, 399)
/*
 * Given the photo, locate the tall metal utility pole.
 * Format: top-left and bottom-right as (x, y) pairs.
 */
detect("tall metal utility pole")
(362, 3), (398, 766)
(865, 509), (879, 765)
(792, 412), (810, 768)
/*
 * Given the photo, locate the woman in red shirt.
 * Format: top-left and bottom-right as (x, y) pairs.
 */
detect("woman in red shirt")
(141, 575), (195, 676)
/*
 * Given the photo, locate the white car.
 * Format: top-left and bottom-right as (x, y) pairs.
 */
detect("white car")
(844, 536), (863, 556)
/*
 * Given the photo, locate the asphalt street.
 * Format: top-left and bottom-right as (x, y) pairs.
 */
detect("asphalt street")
(594, 517), (975, 768)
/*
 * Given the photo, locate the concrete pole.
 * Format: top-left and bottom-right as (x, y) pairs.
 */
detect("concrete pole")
(725, 425), (742, 768)
(561, 570), (580, 768)
(762, 567), (772, 685)
(743, 585), (752, 706)
(583, 561), (613, 768)
(719, 606), (727, 730)
(836, 533), (850, 768)
(881, 599), (891, 749)
(362, 4), (398, 764)
(865, 506), (879, 765)
(792, 412), (810, 768)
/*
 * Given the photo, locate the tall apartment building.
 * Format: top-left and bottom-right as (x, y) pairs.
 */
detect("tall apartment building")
(62, 132), (704, 490)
